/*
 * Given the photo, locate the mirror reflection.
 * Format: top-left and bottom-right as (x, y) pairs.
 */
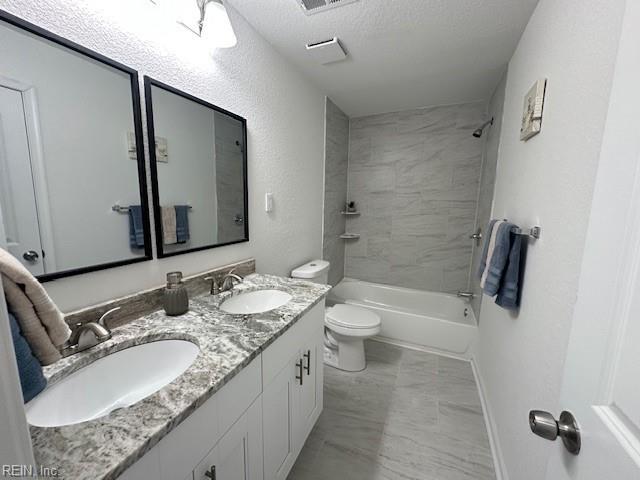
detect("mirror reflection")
(145, 78), (248, 258)
(0, 18), (151, 280)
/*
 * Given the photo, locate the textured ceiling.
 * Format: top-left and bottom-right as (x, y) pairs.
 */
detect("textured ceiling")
(227, 0), (539, 117)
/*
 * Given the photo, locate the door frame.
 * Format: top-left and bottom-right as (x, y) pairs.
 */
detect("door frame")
(0, 211), (36, 467)
(0, 76), (57, 273)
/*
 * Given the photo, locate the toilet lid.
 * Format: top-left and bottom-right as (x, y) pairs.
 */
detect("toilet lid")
(326, 304), (381, 329)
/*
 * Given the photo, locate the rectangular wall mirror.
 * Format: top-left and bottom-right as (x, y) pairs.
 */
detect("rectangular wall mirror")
(144, 77), (249, 258)
(0, 12), (152, 281)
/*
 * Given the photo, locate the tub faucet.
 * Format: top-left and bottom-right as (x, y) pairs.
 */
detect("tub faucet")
(457, 291), (475, 300)
(60, 307), (120, 357)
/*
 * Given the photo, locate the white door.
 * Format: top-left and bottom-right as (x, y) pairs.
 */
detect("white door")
(263, 356), (298, 480)
(297, 330), (323, 444)
(0, 86), (44, 275)
(543, 1), (640, 478)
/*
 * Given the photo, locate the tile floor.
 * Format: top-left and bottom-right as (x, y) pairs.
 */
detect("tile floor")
(288, 340), (496, 480)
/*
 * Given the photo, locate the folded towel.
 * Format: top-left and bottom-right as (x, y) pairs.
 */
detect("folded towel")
(8, 311), (47, 403)
(162, 206), (177, 245)
(480, 220), (504, 289)
(128, 205), (145, 249)
(0, 248), (69, 365)
(477, 219), (498, 280)
(483, 222), (516, 297)
(495, 233), (523, 310)
(175, 206), (190, 244)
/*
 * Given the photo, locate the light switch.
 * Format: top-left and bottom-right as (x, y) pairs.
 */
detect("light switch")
(265, 193), (274, 212)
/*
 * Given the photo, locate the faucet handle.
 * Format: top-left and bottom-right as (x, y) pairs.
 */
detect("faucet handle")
(98, 307), (121, 329)
(204, 276), (221, 295)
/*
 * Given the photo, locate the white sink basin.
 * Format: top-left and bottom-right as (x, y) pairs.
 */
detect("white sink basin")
(220, 289), (292, 314)
(26, 340), (199, 427)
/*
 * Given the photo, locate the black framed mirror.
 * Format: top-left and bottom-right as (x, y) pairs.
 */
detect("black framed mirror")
(0, 11), (152, 281)
(144, 77), (249, 258)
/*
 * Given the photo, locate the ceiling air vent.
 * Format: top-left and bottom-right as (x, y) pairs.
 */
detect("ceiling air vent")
(297, 0), (359, 15)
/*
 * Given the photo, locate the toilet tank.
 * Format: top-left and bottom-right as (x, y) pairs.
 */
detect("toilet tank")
(291, 260), (330, 284)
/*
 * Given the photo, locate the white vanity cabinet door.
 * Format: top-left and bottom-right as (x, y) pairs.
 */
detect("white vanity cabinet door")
(117, 445), (161, 480)
(262, 355), (299, 480)
(297, 325), (323, 444)
(194, 398), (263, 480)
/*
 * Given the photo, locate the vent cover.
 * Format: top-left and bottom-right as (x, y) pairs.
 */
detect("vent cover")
(297, 0), (359, 15)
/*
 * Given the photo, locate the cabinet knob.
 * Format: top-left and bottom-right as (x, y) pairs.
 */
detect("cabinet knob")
(204, 465), (216, 479)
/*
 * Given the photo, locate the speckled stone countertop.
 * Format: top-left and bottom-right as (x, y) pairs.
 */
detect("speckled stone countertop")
(30, 274), (330, 480)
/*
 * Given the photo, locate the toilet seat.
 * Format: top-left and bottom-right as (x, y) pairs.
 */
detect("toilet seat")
(326, 304), (381, 330)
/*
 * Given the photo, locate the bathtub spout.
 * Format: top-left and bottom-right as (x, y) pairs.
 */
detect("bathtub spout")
(457, 291), (475, 300)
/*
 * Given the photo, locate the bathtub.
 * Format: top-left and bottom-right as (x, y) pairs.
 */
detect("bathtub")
(327, 278), (477, 358)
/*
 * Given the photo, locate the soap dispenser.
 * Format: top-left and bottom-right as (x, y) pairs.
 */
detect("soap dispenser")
(163, 271), (189, 316)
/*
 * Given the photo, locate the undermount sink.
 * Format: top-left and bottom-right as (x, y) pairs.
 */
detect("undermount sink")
(220, 289), (292, 314)
(26, 340), (199, 428)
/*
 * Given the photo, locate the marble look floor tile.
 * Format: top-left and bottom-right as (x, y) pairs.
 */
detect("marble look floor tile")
(288, 341), (495, 480)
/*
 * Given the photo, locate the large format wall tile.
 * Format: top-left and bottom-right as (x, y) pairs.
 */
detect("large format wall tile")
(345, 102), (486, 293)
(323, 99), (350, 285)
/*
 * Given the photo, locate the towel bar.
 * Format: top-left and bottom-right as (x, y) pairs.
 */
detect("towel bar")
(112, 204), (192, 213)
(511, 226), (541, 239)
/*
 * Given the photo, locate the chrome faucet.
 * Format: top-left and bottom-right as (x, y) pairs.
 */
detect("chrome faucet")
(457, 291), (475, 300)
(221, 270), (243, 292)
(205, 269), (244, 295)
(60, 307), (120, 356)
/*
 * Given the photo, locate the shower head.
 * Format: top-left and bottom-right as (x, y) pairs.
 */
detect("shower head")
(473, 118), (494, 138)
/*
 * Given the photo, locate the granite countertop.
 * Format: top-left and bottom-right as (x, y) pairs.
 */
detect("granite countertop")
(30, 274), (330, 480)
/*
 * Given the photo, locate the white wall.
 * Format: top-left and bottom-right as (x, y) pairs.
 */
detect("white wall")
(0, 20), (143, 271)
(0, 0), (326, 311)
(475, 0), (626, 478)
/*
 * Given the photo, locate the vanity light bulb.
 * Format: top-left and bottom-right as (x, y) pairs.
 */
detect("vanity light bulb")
(201, 1), (237, 49)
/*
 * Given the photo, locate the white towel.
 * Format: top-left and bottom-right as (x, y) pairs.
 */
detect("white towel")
(0, 248), (69, 365)
(162, 206), (177, 245)
(480, 220), (504, 290)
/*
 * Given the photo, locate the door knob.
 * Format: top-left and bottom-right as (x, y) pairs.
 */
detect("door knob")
(529, 410), (581, 455)
(23, 250), (40, 262)
(469, 228), (482, 246)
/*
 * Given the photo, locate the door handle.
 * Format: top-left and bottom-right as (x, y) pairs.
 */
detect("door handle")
(23, 250), (40, 262)
(295, 359), (304, 385)
(304, 350), (311, 375)
(204, 465), (216, 479)
(469, 228), (482, 246)
(529, 410), (581, 454)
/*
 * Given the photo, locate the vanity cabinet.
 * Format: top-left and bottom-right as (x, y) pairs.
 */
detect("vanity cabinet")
(118, 301), (324, 480)
(262, 303), (324, 480)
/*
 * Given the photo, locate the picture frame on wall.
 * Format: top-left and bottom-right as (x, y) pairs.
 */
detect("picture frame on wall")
(520, 78), (547, 141)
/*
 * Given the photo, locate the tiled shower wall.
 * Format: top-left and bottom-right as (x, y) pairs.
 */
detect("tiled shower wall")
(344, 102), (486, 293)
(322, 98), (349, 285)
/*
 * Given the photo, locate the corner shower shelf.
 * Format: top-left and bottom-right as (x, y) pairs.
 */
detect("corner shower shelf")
(341, 211), (361, 216)
(339, 233), (360, 240)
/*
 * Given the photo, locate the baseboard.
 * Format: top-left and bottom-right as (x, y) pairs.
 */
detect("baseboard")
(370, 336), (469, 361)
(470, 356), (508, 480)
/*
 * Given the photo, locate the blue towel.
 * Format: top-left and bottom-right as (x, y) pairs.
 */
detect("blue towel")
(495, 233), (523, 310)
(483, 222), (515, 297)
(8, 312), (47, 403)
(128, 205), (145, 249)
(175, 206), (190, 244)
(477, 219), (498, 280)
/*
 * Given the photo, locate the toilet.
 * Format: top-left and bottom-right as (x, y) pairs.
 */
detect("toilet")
(291, 260), (381, 372)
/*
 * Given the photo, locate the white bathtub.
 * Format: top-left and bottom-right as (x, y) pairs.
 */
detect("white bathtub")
(328, 278), (477, 358)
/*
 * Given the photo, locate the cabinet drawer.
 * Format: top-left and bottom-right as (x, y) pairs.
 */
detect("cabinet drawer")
(262, 303), (324, 386)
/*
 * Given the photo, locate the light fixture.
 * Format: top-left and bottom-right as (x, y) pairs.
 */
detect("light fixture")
(150, 0), (237, 48)
(198, 0), (237, 48)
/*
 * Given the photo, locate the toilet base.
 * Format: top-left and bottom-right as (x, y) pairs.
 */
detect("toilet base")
(324, 334), (367, 372)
